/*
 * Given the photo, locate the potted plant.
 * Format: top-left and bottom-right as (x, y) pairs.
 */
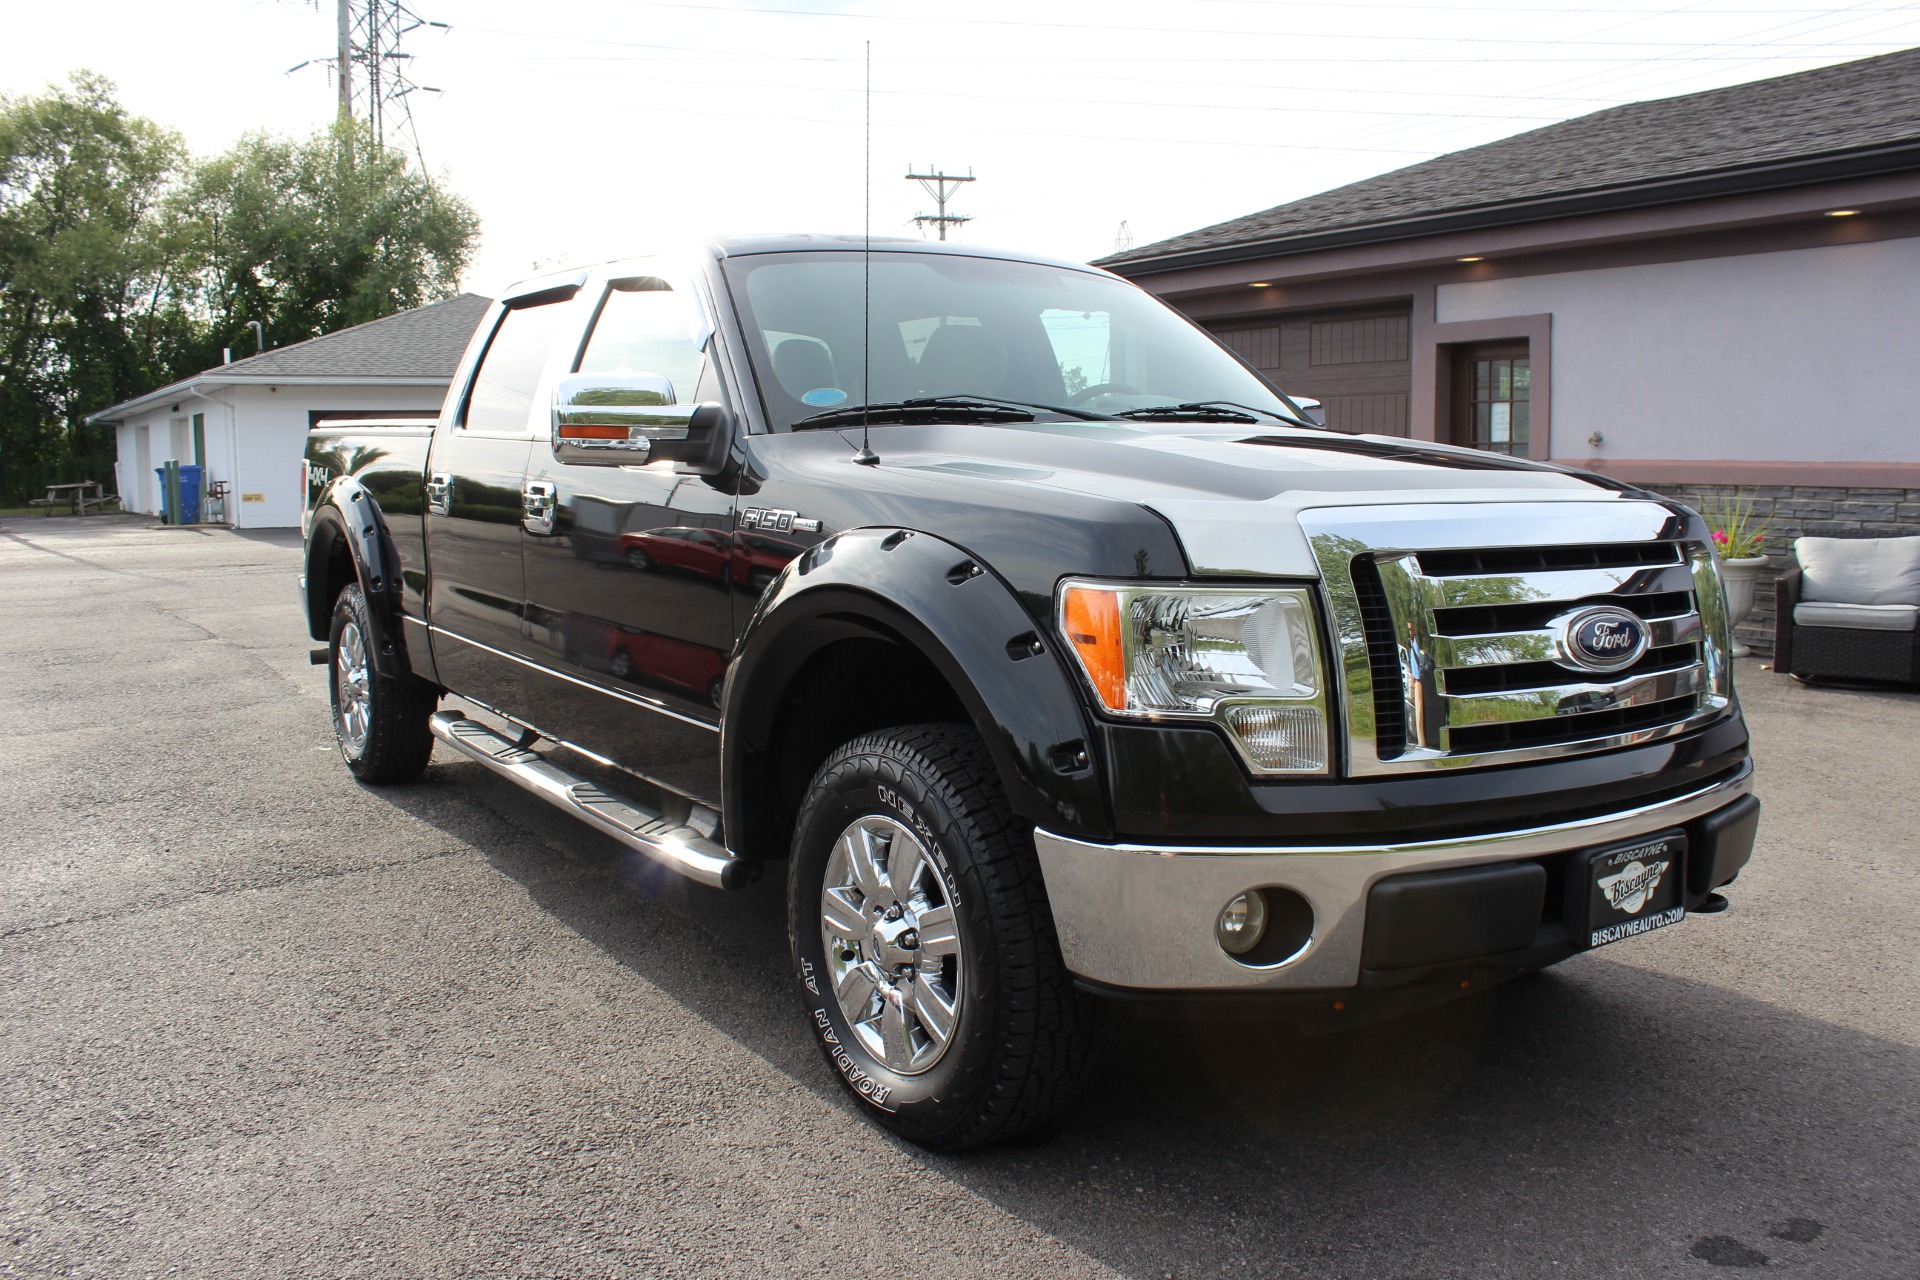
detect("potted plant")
(1699, 493), (1772, 656)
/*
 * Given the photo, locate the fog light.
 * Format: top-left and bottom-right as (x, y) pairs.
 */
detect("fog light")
(1222, 704), (1325, 772)
(1217, 890), (1268, 955)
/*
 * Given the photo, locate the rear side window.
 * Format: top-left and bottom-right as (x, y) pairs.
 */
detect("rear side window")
(461, 300), (572, 434)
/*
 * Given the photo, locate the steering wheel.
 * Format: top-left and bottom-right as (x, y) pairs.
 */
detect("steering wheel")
(1066, 381), (1140, 406)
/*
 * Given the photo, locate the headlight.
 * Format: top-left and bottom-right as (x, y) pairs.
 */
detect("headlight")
(1056, 580), (1330, 774)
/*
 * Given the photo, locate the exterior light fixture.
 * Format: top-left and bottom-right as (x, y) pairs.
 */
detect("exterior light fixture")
(1826, 209), (1861, 217)
(1457, 255), (1485, 263)
(1249, 281), (1274, 288)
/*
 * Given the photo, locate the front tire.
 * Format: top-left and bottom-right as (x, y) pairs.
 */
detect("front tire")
(788, 724), (1098, 1150)
(329, 583), (436, 784)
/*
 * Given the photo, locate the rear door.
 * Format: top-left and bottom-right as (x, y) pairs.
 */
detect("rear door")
(518, 264), (735, 803)
(424, 288), (577, 712)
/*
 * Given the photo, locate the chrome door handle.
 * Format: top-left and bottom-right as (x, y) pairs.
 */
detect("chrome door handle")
(424, 472), (452, 515)
(522, 480), (557, 536)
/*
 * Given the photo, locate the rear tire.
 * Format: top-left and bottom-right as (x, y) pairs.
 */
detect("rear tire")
(328, 583), (436, 784)
(788, 724), (1098, 1150)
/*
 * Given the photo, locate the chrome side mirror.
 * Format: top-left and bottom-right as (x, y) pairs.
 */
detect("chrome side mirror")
(552, 374), (685, 466)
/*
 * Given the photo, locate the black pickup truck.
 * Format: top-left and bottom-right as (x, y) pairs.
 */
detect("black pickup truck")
(302, 235), (1760, 1149)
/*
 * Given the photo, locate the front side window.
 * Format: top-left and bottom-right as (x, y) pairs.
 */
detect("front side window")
(461, 300), (573, 435)
(575, 274), (711, 405)
(723, 251), (1297, 430)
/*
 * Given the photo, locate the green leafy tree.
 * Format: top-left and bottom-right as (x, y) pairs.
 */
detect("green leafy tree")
(0, 72), (190, 500)
(175, 120), (478, 366)
(0, 76), (480, 505)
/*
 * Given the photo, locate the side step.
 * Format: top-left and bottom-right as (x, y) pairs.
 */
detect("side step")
(428, 712), (755, 890)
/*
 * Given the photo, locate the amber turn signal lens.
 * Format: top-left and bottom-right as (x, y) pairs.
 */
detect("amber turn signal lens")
(1061, 585), (1126, 711)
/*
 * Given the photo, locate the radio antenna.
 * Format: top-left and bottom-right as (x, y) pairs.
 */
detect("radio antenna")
(854, 40), (879, 466)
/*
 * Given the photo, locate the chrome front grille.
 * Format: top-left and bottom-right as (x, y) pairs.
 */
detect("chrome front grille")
(1302, 502), (1733, 776)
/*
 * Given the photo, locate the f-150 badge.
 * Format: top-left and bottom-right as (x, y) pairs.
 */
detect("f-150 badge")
(741, 507), (822, 534)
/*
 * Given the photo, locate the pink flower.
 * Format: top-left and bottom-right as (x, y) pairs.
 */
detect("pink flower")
(1712, 530), (1730, 546)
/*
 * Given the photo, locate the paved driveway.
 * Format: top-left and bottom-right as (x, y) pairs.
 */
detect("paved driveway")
(2, 516), (1916, 1279)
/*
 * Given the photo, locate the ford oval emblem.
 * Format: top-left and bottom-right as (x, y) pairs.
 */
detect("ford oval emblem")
(1563, 606), (1650, 672)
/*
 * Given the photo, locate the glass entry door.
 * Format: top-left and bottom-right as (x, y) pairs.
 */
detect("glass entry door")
(1452, 343), (1531, 456)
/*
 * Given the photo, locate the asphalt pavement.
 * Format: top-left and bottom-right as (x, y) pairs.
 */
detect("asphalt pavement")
(2, 514), (1916, 1279)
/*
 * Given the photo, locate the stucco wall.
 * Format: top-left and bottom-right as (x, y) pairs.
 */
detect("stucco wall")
(1435, 236), (1920, 465)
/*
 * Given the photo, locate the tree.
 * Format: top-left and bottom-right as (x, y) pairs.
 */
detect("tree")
(0, 76), (480, 505)
(0, 72), (189, 500)
(175, 121), (478, 366)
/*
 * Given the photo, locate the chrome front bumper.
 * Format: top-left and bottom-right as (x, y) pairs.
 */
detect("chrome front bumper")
(1032, 762), (1755, 992)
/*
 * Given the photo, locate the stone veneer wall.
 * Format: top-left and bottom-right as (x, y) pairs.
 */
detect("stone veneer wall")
(1641, 484), (1920, 657)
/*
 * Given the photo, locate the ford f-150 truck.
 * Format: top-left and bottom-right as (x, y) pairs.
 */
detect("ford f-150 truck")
(302, 235), (1760, 1149)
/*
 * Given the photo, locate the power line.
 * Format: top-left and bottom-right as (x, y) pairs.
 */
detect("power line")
(448, 0), (1920, 44)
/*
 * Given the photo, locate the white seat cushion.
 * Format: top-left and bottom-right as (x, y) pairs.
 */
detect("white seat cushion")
(1794, 536), (1920, 606)
(1794, 601), (1920, 632)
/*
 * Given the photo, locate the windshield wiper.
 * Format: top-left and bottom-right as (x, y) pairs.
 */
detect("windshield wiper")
(792, 395), (1115, 430)
(1115, 400), (1311, 426)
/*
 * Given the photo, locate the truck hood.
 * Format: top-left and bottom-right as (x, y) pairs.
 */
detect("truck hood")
(853, 420), (1647, 577)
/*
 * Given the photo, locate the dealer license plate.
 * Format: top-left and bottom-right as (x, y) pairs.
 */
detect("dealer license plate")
(1580, 832), (1685, 950)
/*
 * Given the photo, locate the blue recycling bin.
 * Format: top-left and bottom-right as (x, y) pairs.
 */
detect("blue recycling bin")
(154, 465), (204, 524)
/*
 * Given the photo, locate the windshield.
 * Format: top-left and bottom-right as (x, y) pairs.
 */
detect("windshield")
(721, 250), (1303, 431)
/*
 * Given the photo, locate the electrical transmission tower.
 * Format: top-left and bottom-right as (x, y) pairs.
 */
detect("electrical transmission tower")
(906, 166), (975, 240)
(288, 0), (446, 152)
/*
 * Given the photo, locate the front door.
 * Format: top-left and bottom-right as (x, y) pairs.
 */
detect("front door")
(1450, 341), (1532, 456)
(424, 295), (574, 713)
(519, 268), (735, 803)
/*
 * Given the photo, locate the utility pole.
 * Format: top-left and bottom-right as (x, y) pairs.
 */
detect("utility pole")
(906, 166), (975, 240)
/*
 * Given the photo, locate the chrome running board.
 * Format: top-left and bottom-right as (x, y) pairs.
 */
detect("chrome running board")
(428, 711), (754, 890)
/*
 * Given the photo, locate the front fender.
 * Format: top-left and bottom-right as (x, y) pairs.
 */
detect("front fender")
(722, 525), (1110, 853)
(304, 476), (415, 680)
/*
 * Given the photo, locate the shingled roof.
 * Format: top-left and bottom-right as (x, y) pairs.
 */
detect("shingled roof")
(88, 292), (493, 422)
(1104, 46), (1920, 273)
(212, 292), (493, 380)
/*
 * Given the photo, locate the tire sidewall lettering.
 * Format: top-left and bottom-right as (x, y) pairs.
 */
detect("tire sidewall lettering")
(791, 746), (987, 1127)
(871, 780), (963, 910)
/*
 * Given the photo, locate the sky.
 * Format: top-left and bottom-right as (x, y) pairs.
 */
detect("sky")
(7, 0), (1919, 298)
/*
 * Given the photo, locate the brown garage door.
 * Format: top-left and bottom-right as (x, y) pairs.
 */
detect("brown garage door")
(1210, 306), (1412, 436)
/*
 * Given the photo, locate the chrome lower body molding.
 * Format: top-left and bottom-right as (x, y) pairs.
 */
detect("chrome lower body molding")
(1032, 761), (1754, 992)
(428, 711), (753, 890)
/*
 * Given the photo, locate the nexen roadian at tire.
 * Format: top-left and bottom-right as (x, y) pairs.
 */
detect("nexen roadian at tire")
(328, 583), (436, 785)
(787, 724), (1098, 1150)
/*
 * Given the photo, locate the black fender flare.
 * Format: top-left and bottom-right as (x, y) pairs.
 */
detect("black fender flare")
(721, 526), (1111, 857)
(303, 475), (415, 680)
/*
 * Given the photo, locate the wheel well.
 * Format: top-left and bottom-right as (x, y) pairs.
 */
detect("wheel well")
(308, 518), (357, 639)
(746, 634), (970, 861)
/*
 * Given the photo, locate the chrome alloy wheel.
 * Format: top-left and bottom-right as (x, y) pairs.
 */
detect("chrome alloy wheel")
(333, 619), (372, 755)
(819, 815), (964, 1075)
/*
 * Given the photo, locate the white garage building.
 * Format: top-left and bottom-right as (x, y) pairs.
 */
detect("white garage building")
(87, 293), (490, 529)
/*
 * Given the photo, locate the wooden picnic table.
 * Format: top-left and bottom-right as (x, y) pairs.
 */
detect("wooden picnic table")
(29, 481), (120, 517)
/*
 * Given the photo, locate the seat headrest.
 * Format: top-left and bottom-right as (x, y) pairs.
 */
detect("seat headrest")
(772, 338), (839, 402)
(916, 323), (1009, 397)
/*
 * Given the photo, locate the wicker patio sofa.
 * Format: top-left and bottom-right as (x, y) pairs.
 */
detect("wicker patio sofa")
(1774, 535), (1920, 684)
